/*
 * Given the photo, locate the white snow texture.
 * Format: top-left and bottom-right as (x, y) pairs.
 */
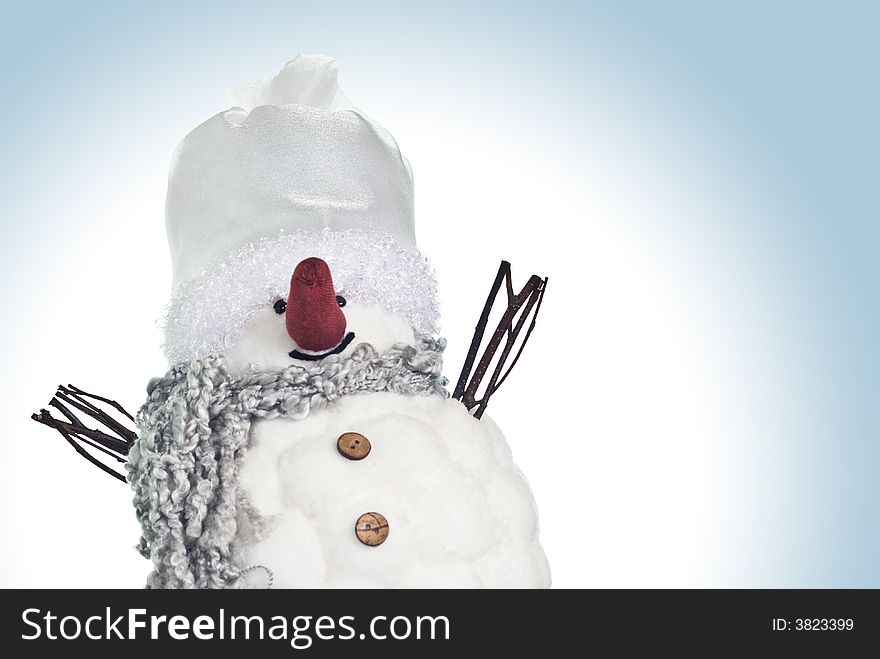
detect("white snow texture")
(236, 392), (550, 588)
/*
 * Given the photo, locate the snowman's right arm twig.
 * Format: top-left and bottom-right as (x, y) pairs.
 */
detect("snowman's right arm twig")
(31, 385), (137, 483)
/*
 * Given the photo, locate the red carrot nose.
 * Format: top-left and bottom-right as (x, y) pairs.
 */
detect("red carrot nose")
(286, 257), (347, 351)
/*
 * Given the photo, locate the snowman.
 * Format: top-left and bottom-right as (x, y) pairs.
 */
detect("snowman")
(87, 55), (549, 588)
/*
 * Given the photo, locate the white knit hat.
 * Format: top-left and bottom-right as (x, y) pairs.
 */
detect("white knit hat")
(161, 55), (439, 364)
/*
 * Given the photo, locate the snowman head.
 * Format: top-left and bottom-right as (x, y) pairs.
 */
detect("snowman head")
(160, 56), (439, 368)
(224, 256), (416, 373)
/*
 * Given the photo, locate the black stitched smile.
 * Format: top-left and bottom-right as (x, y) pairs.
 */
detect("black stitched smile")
(289, 332), (356, 361)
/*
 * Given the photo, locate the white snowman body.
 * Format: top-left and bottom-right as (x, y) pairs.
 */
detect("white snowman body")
(224, 300), (550, 588)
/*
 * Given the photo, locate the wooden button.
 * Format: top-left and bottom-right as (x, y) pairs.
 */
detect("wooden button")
(337, 432), (371, 460)
(355, 512), (389, 547)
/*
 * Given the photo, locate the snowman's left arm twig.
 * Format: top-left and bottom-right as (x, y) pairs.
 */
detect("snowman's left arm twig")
(453, 261), (548, 419)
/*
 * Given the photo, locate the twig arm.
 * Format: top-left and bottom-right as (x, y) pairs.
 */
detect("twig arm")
(30, 384), (137, 484)
(32, 410), (127, 482)
(453, 262), (548, 418)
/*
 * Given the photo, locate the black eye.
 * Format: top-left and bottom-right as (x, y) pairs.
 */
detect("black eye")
(273, 299), (286, 314)
(336, 295), (347, 308)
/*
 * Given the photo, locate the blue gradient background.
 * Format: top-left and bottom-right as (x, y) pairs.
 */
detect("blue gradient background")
(0, 1), (876, 587)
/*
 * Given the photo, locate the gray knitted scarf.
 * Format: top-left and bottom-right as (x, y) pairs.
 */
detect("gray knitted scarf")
(127, 337), (448, 589)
